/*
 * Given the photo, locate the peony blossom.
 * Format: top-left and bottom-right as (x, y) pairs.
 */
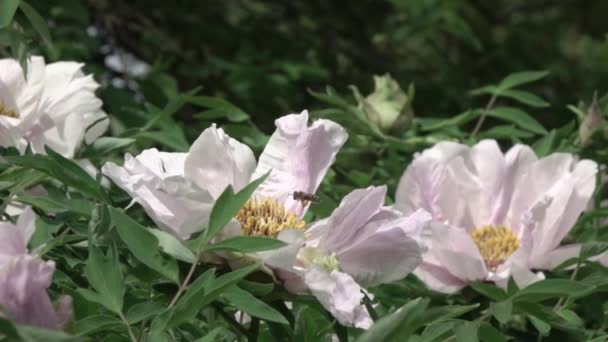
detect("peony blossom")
(102, 110), (347, 240)
(395, 140), (599, 293)
(275, 186), (430, 329)
(0, 208), (72, 329)
(0, 56), (108, 158)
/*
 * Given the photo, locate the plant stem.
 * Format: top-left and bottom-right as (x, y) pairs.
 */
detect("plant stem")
(212, 302), (251, 339)
(168, 256), (199, 308)
(248, 318), (260, 342)
(471, 94), (498, 137)
(119, 312), (138, 342)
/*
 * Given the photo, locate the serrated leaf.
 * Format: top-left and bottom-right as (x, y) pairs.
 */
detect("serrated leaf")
(84, 245), (125, 314)
(497, 70), (549, 90)
(487, 107), (547, 134)
(110, 207), (179, 283)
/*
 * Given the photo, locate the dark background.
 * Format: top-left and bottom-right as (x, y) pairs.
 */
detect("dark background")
(26, 0), (608, 135)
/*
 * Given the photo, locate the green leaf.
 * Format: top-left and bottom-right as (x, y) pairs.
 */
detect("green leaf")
(222, 286), (288, 324)
(192, 172), (269, 250)
(126, 302), (165, 324)
(149, 229), (196, 263)
(17, 325), (87, 342)
(490, 300), (512, 324)
(0, 0), (19, 28)
(487, 107), (547, 134)
(420, 110), (479, 131)
(478, 322), (507, 342)
(73, 315), (122, 335)
(90, 137), (136, 155)
(192, 327), (226, 342)
(83, 244), (125, 314)
(532, 130), (556, 157)
(497, 70), (549, 90)
(169, 263), (260, 327)
(110, 207), (179, 283)
(470, 282), (509, 301)
(454, 321), (479, 342)
(5, 148), (108, 202)
(556, 309), (584, 327)
(18, 1), (56, 58)
(16, 195), (94, 217)
(512, 279), (595, 303)
(357, 298), (430, 342)
(499, 89), (549, 108)
(528, 315), (551, 336)
(204, 236), (287, 253)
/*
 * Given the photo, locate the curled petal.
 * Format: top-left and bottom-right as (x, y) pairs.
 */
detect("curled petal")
(304, 266), (372, 329)
(252, 111), (347, 216)
(184, 125), (257, 199)
(0, 256), (71, 329)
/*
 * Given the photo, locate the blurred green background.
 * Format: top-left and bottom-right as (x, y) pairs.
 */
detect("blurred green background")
(18, 0), (608, 134)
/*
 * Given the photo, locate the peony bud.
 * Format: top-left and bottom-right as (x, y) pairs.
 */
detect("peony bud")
(578, 94), (605, 146)
(356, 74), (414, 134)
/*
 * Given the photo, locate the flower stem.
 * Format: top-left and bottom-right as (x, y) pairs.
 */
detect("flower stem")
(119, 311), (138, 342)
(168, 255), (199, 308)
(471, 94), (498, 137)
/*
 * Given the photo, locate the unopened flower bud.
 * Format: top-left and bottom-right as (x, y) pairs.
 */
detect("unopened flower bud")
(579, 94), (604, 146)
(356, 74), (414, 134)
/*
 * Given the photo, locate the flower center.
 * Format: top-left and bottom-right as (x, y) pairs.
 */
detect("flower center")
(298, 247), (340, 272)
(471, 225), (520, 271)
(0, 99), (19, 118)
(236, 197), (306, 237)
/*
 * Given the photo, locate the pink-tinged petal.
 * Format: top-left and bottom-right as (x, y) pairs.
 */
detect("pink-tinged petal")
(395, 149), (475, 229)
(533, 244), (608, 270)
(337, 223), (422, 287)
(16, 206), (36, 245)
(0, 223), (28, 260)
(252, 111), (347, 216)
(0, 255), (71, 330)
(490, 144), (537, 226)
(184, 125), (256, 199)
(102, 152), (215, 240)
(304, 266), (372, 329)
(492, 225), (544, 289)
(259, 229), (305, 271)
(318, 186), (386, 253)
(464, 140), (506, 228)
(413, 262), (467, 294)
(508, 154), (575, 230)
(428, 222), (487, 281)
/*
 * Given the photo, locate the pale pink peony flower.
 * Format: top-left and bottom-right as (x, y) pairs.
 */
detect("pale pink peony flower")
(274, 186), (430, 329)
(0, 208), (72, 329)
(102, 110), (347, 240)
(0, 56), (108, 158)
(395, 140), (599, 293)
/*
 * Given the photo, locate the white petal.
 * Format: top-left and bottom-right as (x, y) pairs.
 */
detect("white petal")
(184, 125), (256, 199)
(304, 266), (372, 329)
(252, 111), (347, 216)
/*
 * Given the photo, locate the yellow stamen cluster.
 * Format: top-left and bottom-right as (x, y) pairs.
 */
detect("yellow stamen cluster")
(471, 225), (520, 271)
(0, 99), (18, 118)
(236, 197), (306, 237)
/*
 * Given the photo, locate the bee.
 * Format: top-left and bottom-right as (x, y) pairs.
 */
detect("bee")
(292, 191), (320, 206)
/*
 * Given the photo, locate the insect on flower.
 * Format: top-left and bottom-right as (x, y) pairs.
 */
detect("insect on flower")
(292, 191), (320, 206)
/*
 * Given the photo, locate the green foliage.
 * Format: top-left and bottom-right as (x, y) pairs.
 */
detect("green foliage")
(1, 1), (608, 341)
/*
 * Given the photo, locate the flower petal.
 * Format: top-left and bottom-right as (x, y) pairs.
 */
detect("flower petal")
(184, 125), (256, 199)
(427, 222), (487, 281)
(317, 186), (386, 253)
(252, 111), (347, 216)
(413, 261), (467, 294)
(304, 266), (372, 329)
